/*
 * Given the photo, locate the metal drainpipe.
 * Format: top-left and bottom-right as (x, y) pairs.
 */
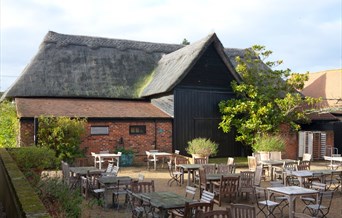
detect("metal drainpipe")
(154, 119), (157, 150)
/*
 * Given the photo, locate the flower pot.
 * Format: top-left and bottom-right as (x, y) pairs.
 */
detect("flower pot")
(119, 153), (134, 166)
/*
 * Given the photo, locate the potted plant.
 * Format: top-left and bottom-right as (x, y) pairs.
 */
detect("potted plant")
(252, 134), (286, 152)
(185, 137), (219, 159)
(115, 146), (135, 166)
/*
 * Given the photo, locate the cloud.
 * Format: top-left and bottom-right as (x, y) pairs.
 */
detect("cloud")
(1, 0), (341, 91)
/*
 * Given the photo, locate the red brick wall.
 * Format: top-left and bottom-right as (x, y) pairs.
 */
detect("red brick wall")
(81, 119), (173, 163)
(279, 124), (298, 159)
(18, 119), (173, 164)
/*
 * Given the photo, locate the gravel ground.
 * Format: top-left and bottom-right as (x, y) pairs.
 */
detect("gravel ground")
(81, 161), (342, 218)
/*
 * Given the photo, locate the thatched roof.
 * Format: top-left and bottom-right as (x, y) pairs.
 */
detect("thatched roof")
(2, 31), (183, 99)
(2, 31), (245, 101)
(141, 33), (241, 97)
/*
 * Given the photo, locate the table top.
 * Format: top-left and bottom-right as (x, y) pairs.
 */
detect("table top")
(259, 159), (297, 165)
(178, 164), (203, 170)
(91, 153), (121, 157)
(324, 156), (342, 162)
(290, 169), (340, 177)
(133, 191), (193, 210)
(206, 173), (240, 181)
(267, 186), (319, 195)
(146, 151), (173, 156)
(98, 176), (131, 185)
(69, 166), (100, 175)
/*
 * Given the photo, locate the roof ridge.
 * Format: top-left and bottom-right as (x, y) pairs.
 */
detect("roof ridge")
(43, 31), (183, 52)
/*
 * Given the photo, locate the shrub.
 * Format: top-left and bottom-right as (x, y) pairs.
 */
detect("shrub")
(252, 134), (286, 152)
(37, 116), (87, 163)
(185, 137), (219, 157)
(37, 177), (82, 217)
(0, 100), (19, 148)
(8, 146), (58, 171)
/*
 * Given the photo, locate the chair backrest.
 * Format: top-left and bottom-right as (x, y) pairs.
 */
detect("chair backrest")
(183, 201), (214, 217)
(61, 161), (70, 183)
(137, 173), (145, 182)
(111, 166), (119, 175)
(202, 164), (216, 174)
(137, 180), (155, 193)
(247, 156), (257, 171)
(227, 157), (235, 165)
(198, 208), (230, 218)
(283, 162), (298, 171)
(269, 151), (282, 161)
(105, 163), (114, 173)
(254, 165), (263, 186)
(185, 185), (197, 200)
(297, 162), (310, 171)
(239, 171), (255, 189)
(175, 157), (189, 167)
(175, 150), (180, 154)
(228, 164), (236, 174)
(259, 152), (270, 161)
(230, 203), (256, 218)
(200, 190), (215, 203)
(311, 182), (327, 191)
(218, 176), (240, 196)
(199, 167), (207, 192)
(253, 186), (268, 206)
(302, 153), (312, 161)
(86, 170), (102, 190)
(217, 164), (230, 174)
(194, 157), (208, 164)
(80, 176), (88, 199)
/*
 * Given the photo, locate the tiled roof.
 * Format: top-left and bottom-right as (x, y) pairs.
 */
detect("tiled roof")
(307, 112), (338, 121)
(16, 98), (171, 118)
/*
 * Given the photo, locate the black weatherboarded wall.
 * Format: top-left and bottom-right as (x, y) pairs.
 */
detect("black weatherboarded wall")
(173, 44), (243, 157)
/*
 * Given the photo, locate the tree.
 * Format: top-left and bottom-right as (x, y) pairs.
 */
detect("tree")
(37, 116), (87, 162)
(218, 45), (320, 146)
(182, 38), (190, 45)
(0, 100), (19, 147)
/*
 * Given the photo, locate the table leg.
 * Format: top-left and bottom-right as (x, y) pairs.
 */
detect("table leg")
(154, 155), (157, 170)
(99, 157), (102, 170)
(288, 195), (296, 218)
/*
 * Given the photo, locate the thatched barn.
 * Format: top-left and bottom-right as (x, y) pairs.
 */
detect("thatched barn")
(2, 31), (249, 161)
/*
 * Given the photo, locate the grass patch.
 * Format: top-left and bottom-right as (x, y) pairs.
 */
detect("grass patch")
(209, 156), (247, 165)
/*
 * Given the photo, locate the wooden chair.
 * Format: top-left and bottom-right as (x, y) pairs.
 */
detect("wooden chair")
(194, 157), (208, 164)
(182, 201), (214, 217)
(167, 161), (183, 186)
(230, 203), (256, 218)
(126, 189), (145, 218)
(185, 185), (197, 200)
(197, 208), (231, 218)
(254, 165), (264, 187)
(217, 164), (230, 174)
(199, 167), (210, 196)
(137, 180), (155, 193)
(247, 156), (257, 171)
(80, 176), (89, 199)
(212, 175), (240, 206)
(227, 157), (235, 165)
(200, 190), (215, 203)
(238, 171), (255, 201)
(112, 178), (133, 210)
(301, 182), (327, 210)
(270, 151), (282, 161)
(202, 164), (216, 174)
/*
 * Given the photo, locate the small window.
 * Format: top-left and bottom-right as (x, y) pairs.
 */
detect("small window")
(130, 125), (146, 135)
(91, 126), (109, 135)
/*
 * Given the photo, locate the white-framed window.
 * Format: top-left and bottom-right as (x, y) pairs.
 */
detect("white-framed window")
(129, 125), (146, 135)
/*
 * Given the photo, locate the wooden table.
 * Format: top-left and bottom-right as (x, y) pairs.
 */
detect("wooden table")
(178, 164), (203, 186)
(287, 169), (341, 187)
(98, 176), (132, 208)
(267, 186), (318, 218)
(133, 191), (194, 218)
(146, 151), (173, 170)
(91, 153), (121, 169)
(69, 166), (100, 188)
(259, 159), (297, 180)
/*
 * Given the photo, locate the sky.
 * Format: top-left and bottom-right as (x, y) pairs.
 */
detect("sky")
(0, 0), (341, 92)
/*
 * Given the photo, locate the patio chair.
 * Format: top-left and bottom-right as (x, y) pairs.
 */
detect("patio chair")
(297, 162), (310, 171)
(217, 164), (230, 174)
(141, 195), (160, 218)
(61, 161), (77, 188)
(86, 170), (105, 200)
(301, 182), (327, 210)
(273, 161), (298, 182)
(303, 190), (334, 217)
(202, 164), (216, 174)
(146, 150), (160, 170)
(194, 157), (208, 164)
(305, 172), (324, 188)
(254, 186), (281, 218)
(112, 178), (133, 210)
(198, 208), (231, 218)
(269, 180), (289, 215)
(199, 190), (215, 203)
(137, 180), (155, 193)
(198, 167), (210, 196)
(212, 175), (240, 206)
(325, 170), (342, 191)
(254, 165), (265, 187)
(227, 157), (235, 165)
(182, 201), (214, 217)
(238, 171), (255, 201)
(270, 151), (282, 161)
(167, 161), (183, 186)
(126, 189), (145, 218)
(80, 176), (89, 199)
(229, 203), (256, 218)
(247, 156), (257, 171)
(168, 186), (198, 216)
(302, 153), (312, 161)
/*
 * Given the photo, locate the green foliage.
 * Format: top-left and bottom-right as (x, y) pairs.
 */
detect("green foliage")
(0, 100), (19, 147)
(182, 38), (190, 45)
(8, 147), (58, 171)
(219, 45), (321, 146)
(37, 177), (82, 217)
(37, 116), (87, 163)
(252, 134), (286, 152)
(185, 137), (218, 157)
(115, 146), (135, 155)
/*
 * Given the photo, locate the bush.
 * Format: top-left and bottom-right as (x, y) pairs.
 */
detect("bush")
(185, 137), (219, 157)
(8, 146), (58, 171)
(37, 177), (82, 217)
(0, 101), (19, 148)
(252, 134), (286, 152)
(37, 116), (87, 163)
